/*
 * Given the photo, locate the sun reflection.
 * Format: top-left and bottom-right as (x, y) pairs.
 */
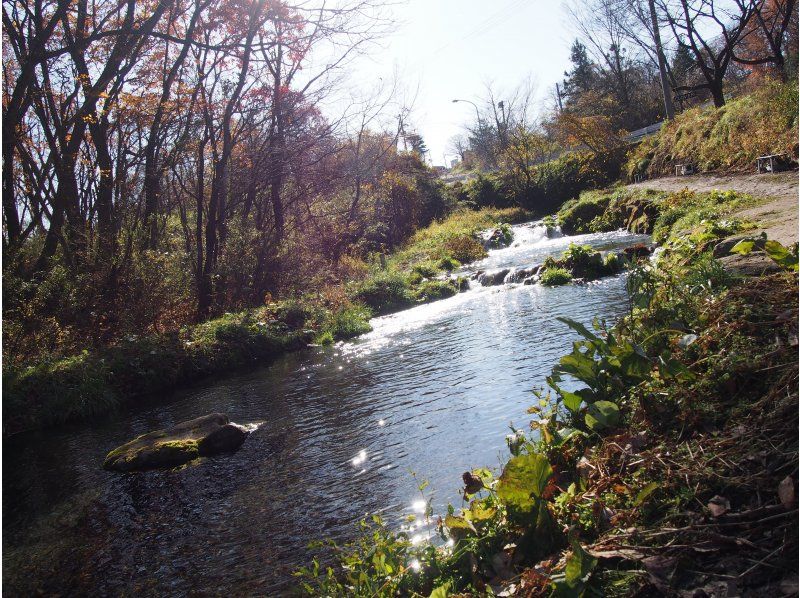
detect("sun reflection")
(377, 419), (385, 427)
(409, 559), (421, 571)
(411, 499), (426, 513)
(351, 449), (367, 467)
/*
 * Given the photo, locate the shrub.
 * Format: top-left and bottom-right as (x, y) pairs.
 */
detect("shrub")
(352, 272), (413, 315)
(413, 279), (459, 302)
(443, 235), (487, 264)
(437, 256), (461, 271)
(412, 261), (439, 278)
(325, 304), (373, 340)
(540, 267), (572, 286)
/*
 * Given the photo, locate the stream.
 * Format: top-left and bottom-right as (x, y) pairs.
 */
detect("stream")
(3, 221), (649, 596)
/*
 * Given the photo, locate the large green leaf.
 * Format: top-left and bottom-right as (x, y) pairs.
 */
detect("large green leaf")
(551, 536), (598, 597)
(429, 582), (451, 598)
(444, 514), (476, 535)
(585, 400), (620, 431)
(557, 316), (601, 344)
(464, 500), (497, 522)
(496, 453), (553, 511)
(764, 240), (799, 271)
(557, 348), (598, 385)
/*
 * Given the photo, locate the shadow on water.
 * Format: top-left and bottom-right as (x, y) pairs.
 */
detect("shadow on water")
(2, 222), (650, 595)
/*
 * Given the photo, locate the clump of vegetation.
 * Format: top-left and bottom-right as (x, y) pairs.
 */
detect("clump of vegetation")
(557, 187), (664, 235)
(627, 81), (799, 178)
(538, 243), (628, 286)
(540, 267), (572, 286)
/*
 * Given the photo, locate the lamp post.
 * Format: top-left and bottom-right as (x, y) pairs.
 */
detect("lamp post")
(451, 98), (481, 124)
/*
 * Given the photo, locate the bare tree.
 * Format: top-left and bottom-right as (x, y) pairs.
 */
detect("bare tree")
(662, 0), (759, 107)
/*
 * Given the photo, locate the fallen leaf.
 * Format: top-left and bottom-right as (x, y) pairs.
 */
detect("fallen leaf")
(707, 495), (730, 517)
(642, 555), (677, 592)
(778, 476), (795, 509)
(588, 547), (646, 561)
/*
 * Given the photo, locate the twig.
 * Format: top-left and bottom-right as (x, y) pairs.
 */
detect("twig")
(737, 544), (786, 579)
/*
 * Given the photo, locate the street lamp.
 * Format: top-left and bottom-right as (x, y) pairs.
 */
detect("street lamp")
(451, 98), (481, 124)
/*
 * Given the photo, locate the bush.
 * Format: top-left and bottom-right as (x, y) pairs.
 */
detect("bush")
(437, 256), (461, 271)
(352, 272), (413, 315)
(412, 261), (439, 278)
(413, 279), (459, 302)
(325, 304), (373, 340)
(540, 267), (572, 286)
(443, 235), (487, 264)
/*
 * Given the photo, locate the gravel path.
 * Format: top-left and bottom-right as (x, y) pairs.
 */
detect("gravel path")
(627, 171), (799, 245)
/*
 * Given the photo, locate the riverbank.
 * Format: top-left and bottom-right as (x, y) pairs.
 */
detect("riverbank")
(297, 185), (798, 595)
(2, 207), (531, 436)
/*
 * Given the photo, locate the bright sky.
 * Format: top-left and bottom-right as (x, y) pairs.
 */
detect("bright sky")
(348, 0), (574, 166)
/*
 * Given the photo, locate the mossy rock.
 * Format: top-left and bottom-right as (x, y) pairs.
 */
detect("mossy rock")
(103, 413), (249, 472)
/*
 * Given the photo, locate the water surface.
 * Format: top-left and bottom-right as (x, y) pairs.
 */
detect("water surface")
(3, 223), (649, 595)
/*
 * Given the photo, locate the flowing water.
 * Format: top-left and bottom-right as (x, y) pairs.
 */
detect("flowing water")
(3, 222), (649, 596)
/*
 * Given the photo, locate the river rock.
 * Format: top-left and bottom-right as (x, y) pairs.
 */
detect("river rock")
(481, 227), (511, 249)
(505, 264), (541, 283)
(103, 413), (250, 472)
(623, 244), (653, 259)
(716, 252), (782, 276)
(475, 268), (511, 286)
(712, 234), (766, 258)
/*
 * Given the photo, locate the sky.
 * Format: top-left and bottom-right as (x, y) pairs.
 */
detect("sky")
(344, 0), (575, 166)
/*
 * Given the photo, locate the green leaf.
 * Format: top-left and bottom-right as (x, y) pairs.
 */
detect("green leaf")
(496, 453), (553, 511)
(444, 514), (476, 535)
(565, 536), (597, 587)
(465, 501), (497, 522)
(729, 239), (755, 255)
(585, 400), (620, 431)
(658, 354), (695, 381)
(557, 316), (601, 343)
(557, 348), (598, 385)
(764, 240), (799, 271)
(429, 583), (451, 598)
(561, 390), (583, 413)
(634, 482), (659, 506)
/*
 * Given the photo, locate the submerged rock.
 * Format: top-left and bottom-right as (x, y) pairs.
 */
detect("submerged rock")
(103, 413), (250, 472)
(622, 244), (653, 259)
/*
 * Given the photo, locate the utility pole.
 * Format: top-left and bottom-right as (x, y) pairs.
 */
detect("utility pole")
(497, 100), (508, 150)
(555, 83), (564, 113)
(648, 0), (675, 120)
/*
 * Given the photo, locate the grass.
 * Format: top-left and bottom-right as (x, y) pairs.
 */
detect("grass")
(556, 186), (763, 243)
(626, 80), (799, 178)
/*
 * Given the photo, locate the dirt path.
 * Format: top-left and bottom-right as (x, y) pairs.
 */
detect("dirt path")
(627, 171), (799, 245)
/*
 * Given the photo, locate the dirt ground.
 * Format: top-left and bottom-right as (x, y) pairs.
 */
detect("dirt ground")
(627, 171), (799, 245)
